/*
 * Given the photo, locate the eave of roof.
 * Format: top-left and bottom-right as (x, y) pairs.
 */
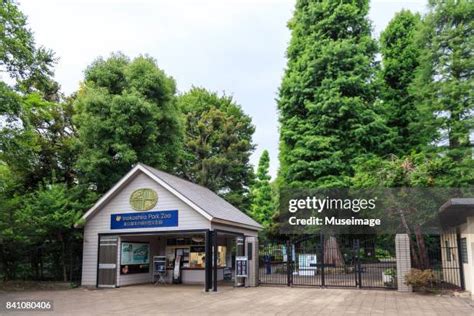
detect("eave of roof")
(439, 198), (474, 228)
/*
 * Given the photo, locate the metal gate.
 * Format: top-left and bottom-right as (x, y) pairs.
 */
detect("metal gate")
(97, 236), (118, 288)
(259, 235), (396, 289)
(411, 234), (464, 291)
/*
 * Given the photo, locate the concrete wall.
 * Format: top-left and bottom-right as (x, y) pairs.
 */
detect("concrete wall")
(460, 218), (474, 295)
(81, 172), (211, 286)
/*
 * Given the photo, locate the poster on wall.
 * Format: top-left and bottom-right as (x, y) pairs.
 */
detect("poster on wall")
(236, 256), (248, 277)
(120, 242), (150, 274)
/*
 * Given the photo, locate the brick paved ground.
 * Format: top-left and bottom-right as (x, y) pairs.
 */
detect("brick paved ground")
(1, 284), (473, 315)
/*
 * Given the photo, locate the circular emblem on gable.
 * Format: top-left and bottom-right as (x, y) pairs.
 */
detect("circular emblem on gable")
(130, 188), (158, 211)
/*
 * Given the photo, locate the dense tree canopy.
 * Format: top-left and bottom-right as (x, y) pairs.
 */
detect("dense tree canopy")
(0, 1), (88, 281)
(412, 0), (473, 161)
(0, 0), (57, 96)
(379, 10), (423, 154)
(73, 54), (183, 193)
(249, 150), (275, 228)
(177, 87), (255, 210)
(278, 0), (391, 188)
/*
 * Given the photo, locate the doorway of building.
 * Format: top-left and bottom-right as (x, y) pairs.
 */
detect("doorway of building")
(97, 236), (118, 288)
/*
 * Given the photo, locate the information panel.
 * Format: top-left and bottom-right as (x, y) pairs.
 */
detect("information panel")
(110, 210), (178, 229)
(120, 242), (150, 274)
(121, 242), (149, 265)
(236, 256), (248, 277)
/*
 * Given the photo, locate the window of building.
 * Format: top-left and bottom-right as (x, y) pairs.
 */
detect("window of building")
(445, 240), (451, 261)
(460, 238), (468, 264)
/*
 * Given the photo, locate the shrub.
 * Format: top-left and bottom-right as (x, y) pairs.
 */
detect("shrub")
(404, 269), (435, 291)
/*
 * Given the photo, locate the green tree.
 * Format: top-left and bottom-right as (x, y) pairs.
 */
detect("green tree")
(353, 153), (474, 189)
(0, 1), (74, 280)
(1, 93), (77, 190)
(249, 150), (274, 228)
(412, 0), (473, 161)
(177, 87), (255, 210)
(278, 0), (390, 188)
(73, 53), (183, 193)
(379, 10), (423, 154)
(0, 0), (57, 96)
(352, 152), (474, 268)
(17, 183), (95, 282)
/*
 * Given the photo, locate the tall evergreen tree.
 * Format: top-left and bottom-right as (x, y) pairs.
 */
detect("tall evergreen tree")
(73, 53), (183, 193)
(278, 0), (390, 188)
(380, 10), (423, 154)
(177, 87), (255, 210)
(412, 0), (473, 161)
(249, 150), (274, 228)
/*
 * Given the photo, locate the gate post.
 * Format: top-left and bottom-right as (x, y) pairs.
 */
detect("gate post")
(395, 234), (412, 292)
(245, 236), (259, 287)
(355, 239), (362, 288)
(286, 240), (292, 286)
(320, 233), (325, 287)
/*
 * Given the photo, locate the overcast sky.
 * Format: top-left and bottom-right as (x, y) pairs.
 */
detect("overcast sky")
(18, 0), (427, 178)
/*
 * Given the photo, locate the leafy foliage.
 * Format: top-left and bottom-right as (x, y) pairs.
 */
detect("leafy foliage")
(249, 150), (275, 228)
(177, 87), (255, 210)
(73, 53), (183, 193)
(404, 268), (436, 291)
(278, 0), (391, 189)
(411, 0), (474, 161)
(0, 0), (58, 96)
(352, 153), (474, 188)
(379, 10), (423, 154)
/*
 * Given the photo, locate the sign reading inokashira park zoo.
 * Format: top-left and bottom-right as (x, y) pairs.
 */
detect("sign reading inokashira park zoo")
(111, 210), (178, 229)
(129, 188), (158, 211)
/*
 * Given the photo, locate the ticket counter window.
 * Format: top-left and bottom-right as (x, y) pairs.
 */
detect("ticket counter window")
(217, 246), (226, 267)
(189, 246), (205, 268)
(188, 246), (227, 268)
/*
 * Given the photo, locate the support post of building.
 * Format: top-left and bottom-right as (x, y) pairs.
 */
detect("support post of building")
(213, 230), (218, 292)
(205, 230), (212, 292)
(395, 233), (412, 292)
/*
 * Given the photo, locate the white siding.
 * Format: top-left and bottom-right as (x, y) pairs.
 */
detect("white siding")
(460, 220), (474, 294)
(81, 172), (210, 286)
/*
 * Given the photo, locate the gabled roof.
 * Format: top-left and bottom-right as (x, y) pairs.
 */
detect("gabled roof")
(80, 163), (262, 231)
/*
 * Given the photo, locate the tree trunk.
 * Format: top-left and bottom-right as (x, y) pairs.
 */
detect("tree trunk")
(324, 236), (345, 266)
(414, 225), (428, 269)
(58, 232), (68, 282)
(39, 247), (44, 280)
(69, 239), (74, 282)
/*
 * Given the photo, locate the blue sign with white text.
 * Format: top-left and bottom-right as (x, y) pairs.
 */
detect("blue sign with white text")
(110, 210), (178, 230)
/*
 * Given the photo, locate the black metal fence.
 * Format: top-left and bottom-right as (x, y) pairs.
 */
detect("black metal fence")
(259, 235), (397, 289)
(410, 234), (464, 291)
